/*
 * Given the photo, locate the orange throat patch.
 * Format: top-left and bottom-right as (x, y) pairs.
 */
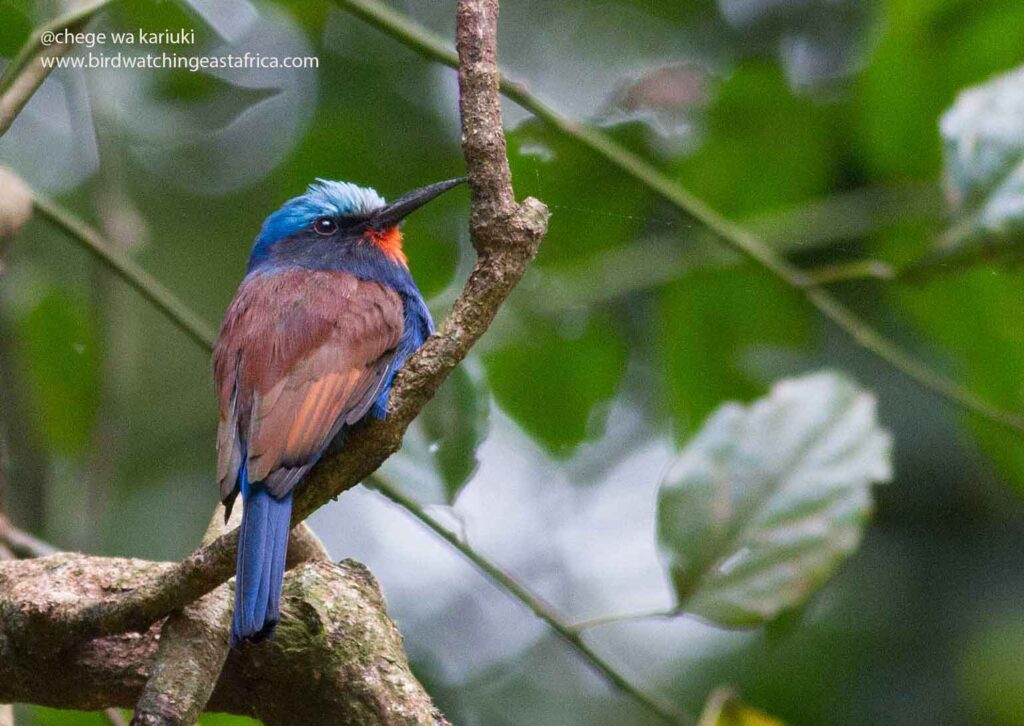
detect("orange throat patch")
(367, 226), (407, 266)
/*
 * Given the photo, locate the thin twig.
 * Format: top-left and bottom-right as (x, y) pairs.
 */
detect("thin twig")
(104, 709), (127, 726)
(804, 243), (1024, 285)
(370, 474), (690, 725)
(30, 192), (216, 350)
(0, 514), (57, 558)
(567, 608), (683, 633)
(333, 0), (1024, 436)
(0, 0), (117, 137)
(800, 259), (897, 285)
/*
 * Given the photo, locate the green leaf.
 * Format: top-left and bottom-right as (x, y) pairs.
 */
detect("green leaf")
(658, 267), (811, 439)
(672, 62), (838, 217)
(484, 313), (627, 456)
(382, 366), (490, 504)
(960, 616), (1024, 725)
(22, 706), (112, 725)
(0, 1), (30, 59)
(16, 290), (101, 455)
(941, 64), (1024, 249)
(855, 0), (1024, 182)
(507, 119), (654, 269)
(421, 366), (489, 500)
(657, 371), (892, 627)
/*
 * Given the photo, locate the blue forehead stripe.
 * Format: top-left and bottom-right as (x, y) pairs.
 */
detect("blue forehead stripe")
(255, 179), (387, 247)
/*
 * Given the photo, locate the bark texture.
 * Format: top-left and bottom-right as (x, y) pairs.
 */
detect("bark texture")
(0, 554), (449, 725)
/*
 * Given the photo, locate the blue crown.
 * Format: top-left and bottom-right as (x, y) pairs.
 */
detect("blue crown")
(255, 179), (386, 248)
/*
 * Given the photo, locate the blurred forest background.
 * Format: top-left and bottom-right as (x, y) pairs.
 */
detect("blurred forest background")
(3, 0), (1024, 724)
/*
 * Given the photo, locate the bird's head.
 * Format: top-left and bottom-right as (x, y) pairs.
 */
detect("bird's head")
(247, 177), (465, 274)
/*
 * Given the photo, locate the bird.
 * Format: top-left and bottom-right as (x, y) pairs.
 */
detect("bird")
(213, 176), (465, 647)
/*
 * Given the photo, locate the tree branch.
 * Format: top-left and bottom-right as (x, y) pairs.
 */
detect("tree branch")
(129, 507), (235, 726)
(0, 554), (449, 725)
(0, 514), (57, 558)
(455, 0), (516, 240)
(128, 507), (331, 725)
(0, 0), (116, 137)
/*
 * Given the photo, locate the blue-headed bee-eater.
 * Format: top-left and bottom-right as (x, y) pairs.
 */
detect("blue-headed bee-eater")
(214, 177), (464, 647)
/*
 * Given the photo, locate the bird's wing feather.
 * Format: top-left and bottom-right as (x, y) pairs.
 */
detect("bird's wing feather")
(214, 270), (403, 502)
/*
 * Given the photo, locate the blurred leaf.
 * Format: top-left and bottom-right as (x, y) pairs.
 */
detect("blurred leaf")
(961, 616), (1024, 726)
(698, 688), (787, 726)
(382, 366), (489, 504)
(421, 366), (490, 500)
(761, 601), (812, 645)
(16, 290), (101, 455)
(856, 0), (1024, 181)
(613, 64), (709, 116)
(941, 64), (1024, 251)
(484, 313), (627, 456)
(657, 371), (892, 626)
(181, 0), (260, 44)
(718, 0), (869, 90)
(602, 63), (711, 138)
(879, 248), (1024, 490)
(658, 267), (810, 438)
(110, 2), (317, 194)
(22, 706), (110, 725)
(672, 62), (837, 217)
(508, 119), (654, 269)
(0, 1), (30, 58)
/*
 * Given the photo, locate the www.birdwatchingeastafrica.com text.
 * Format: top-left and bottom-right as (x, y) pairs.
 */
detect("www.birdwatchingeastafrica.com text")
(40, 52), (320, 72)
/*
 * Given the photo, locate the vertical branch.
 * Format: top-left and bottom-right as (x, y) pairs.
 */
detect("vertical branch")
(129, 515), (330, 725)
(455, 0), (516, 241)
(448, 3), (688, 724)
(129, 507), (235, 726)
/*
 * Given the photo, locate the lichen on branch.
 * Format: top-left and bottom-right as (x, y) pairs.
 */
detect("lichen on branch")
(0, 554), (449, 725)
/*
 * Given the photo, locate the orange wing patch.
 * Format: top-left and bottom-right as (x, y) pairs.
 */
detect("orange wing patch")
(284, 369), (361, 454)
(213, 269), (405, 502)
(247, 353), (372, 483)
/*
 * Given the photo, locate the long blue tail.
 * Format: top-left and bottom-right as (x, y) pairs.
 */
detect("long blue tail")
(231, 471), (293, 648)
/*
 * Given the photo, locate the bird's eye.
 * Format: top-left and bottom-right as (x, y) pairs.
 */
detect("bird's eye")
(313, 217), (337, 235)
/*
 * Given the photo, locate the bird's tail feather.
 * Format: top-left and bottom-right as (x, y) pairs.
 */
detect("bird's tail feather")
(231, 474), (293, 648)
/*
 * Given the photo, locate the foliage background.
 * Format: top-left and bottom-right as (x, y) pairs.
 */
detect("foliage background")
(3, 0), (1024, 724)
